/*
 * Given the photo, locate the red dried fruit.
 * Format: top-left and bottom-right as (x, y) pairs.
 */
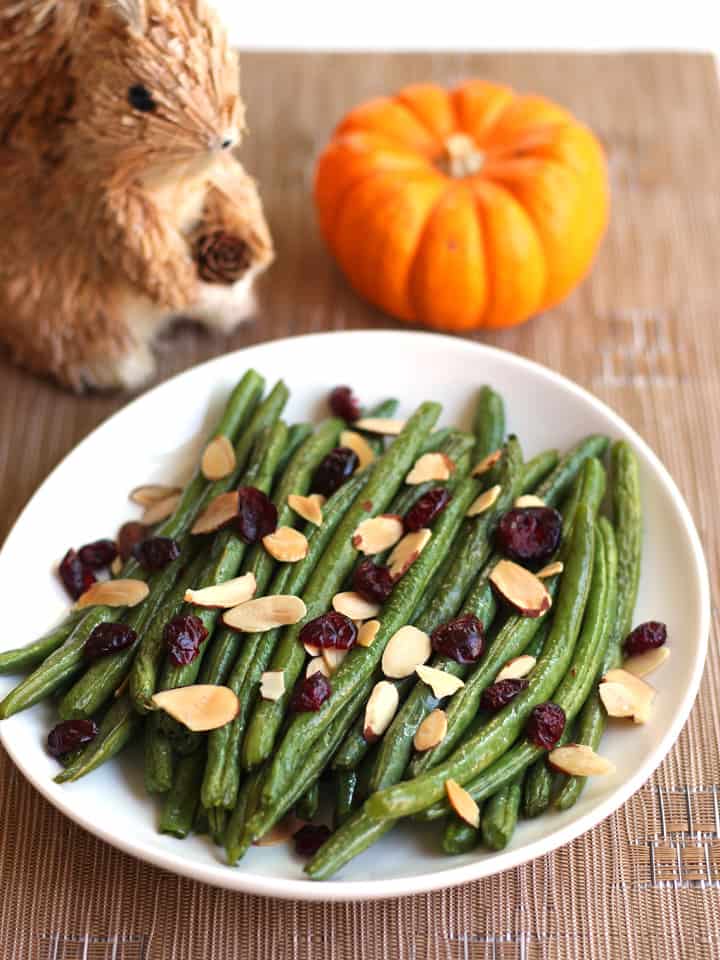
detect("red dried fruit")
(624, 621), (667, 657)
(291, 672), (331, 712)
(294, 823), (332, 856)
(58, 549), (96, 600)
(133, 536), (181, 570)
(235, 486), (278, 544)
(480, 677), (529, 712)
(84, 622), (137, 661)
(431, 614), (485, 664)
(404, 487), (452, 532)
(312, 447), (359, 497)
(117, 521), (148, 560)
(526, 702), (566, 749)
(47, 718), (98, 758)
(299, 611), (357, 651)
(329, 385), (361, 422)
(353, 559), (395, 604)
(78, 538), (118, 569)
(164, 614), (209, 666)
(496, 507), (563, 566)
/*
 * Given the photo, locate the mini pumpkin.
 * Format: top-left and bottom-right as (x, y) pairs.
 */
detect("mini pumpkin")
(314, 80), (609, 331)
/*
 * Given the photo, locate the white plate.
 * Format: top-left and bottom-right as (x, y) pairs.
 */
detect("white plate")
(0, 331), (710, 901)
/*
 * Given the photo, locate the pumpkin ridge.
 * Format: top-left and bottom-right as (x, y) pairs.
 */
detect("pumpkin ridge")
(406, 181), (458, 322)
(393, 87), (456, 156)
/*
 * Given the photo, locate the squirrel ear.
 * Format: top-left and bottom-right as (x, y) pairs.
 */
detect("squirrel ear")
(106, 0), (148, 31)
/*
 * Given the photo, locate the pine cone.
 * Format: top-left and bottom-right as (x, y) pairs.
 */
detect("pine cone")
(194, 231), (251, 284)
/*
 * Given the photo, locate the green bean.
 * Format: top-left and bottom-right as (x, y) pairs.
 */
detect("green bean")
(519, 450), (560, 494)
(305, 809), (380, 880)
(0, 611), (86, 676)
(442, 815), (482, 854)
(480, 774), (523, 850)
(224, 767), (266, 864)
(54, 695), (140, 783)
(418, 426), (454, 456)
(534, 435), (609, 505)
(158, 750), (206, 839)
(334, 770), (358, 827)
(523, 726), (573, 817)
(208, 808), (227, 844)
(296, 781), (320, 821)
(472, 385), (505, 459)
(276, 423), (314, 473)
(144, 712), (175, 794)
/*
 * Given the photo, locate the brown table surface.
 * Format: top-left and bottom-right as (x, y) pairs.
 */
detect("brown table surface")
(1, 52), (719, 960)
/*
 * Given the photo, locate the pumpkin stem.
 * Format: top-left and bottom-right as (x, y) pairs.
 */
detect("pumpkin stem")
(444, 133), (484, 177)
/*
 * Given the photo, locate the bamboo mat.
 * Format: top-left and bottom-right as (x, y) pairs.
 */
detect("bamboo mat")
(1, 51), (719, 959)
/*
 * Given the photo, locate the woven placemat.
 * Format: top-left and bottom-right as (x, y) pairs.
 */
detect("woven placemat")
(1, 52), (718, 959)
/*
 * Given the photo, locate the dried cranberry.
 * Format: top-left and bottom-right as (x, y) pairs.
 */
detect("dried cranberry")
(291, 672), (331, 712)
(624, 621), (667, 657)
(299, 611), (357, 651)
(496, 507), (563, 565)
(164, 614), (208, 666)
(311, 447), (359, 497)
(78, 538), (118, 569)
(133, 536), (181, 570)
(431, 614), (485, 664)
(47, 718), (98, 758)
(353, 559), (394, 604)
(480, 678), (529, 712)
(404, 487), (452, 532)
(117, 521), (148, 560)
(294, 823), (332, 856)
(526, 702), (566, 749)
(58, 549), (96, 600)
(235, 486), (278, 544)
(329, 385), (361, 422)
(84, 622), (137, 661)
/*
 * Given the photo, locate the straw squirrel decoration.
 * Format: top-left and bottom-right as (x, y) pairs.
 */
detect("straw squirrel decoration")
(0, 0), (273, 389)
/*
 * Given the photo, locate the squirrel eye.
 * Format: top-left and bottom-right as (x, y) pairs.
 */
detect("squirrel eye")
(128, 84), (156, 113)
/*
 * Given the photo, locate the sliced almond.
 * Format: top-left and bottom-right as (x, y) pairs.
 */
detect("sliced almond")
(262, 526), (309, 563)
(303, 641), (321, 656)
(352, 514), (404, 555)
(340, 430), (376, 471)
(489, 559), (552, 618)
(130, 483), (182, 507)
(414, 708), (448, 751)
(201, 434), (236, 480)
(259, 670), (285, 701)
(549, 744), (616, 776)
(288, 493), (325, 527)
(184, 572), (256, 609)
(151, 684), (239, 731)
(332, 591), (380, 620)
(76, 578), (149, 609)
(141, 492), (182, 526)
(363, 680), (400, 742)
(382, 625), (431, 679)
(254, 814), (303, 847)
(110, 556), (124, 576)
(405, 452), (454, 485)
(322, 646), (348, 673)
(388, 529), (431, 579)
(306, 656), (330, 679)
(354, 417), (406, 436)
(114, 672), (130, 699)
(496, 654), (536, 682)
(537, 561), (564, 579)
(598, 681), (637, 718)
(471, 449), (502, 476)
(191, 491), (239, 534)
(445, 778), (480, 829)
(357, 620), (381, 648)
(514, 494), (546, 508)
(623, 646), (670, 678)
(602, 668), (656, 724)
(467, 485), (502, 517)
(416, 664), (465, 698)
(223, 595), (306, 632)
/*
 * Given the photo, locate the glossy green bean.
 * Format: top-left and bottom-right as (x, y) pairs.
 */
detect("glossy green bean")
(480, 774), (523, 850)
(144, 712), (175, 794)
(518, 450), (560, 494)
(334, 770), (358, 828)
(54, 695), (140, 783)
(159, 749), (206, 839)
(472, 385), (505, 459)
(0, 610), (86, 676)
(296, 781), (320, 821)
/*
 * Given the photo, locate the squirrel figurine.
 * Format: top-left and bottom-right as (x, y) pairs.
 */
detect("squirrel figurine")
(0, 0), (273, 389)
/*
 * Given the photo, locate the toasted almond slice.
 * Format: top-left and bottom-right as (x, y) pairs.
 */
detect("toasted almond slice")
(354, 417), (406, 436)
(141, 492), (182, 525)
(623, 646), (671, 678)
(489, 559), (552, 618)
(306, 656), (330, 679)
(496, 654), (536, 682)
(382, 625), (431, 679)
(352, 515), (404, 555)
(537, 561), (564, 579)
(263, 526), (309, 563)
(471, 449), (502, 476)
(414, 708), (448, 751)
(130, 483), (182, 507)
(416, 664), (465, 698)
(322, 647), (348, 673)
(114, 672), (130, 699)
(445, 778), (479, 829)
(191, 491), (239, 534)
(110, 556), (124, 576)
(549, 744), (616, 776)
(602, 668), (656, 724)
(467, 485), (502, 517)
(405, 452), (454, 485)
(514, 494), (546, 508)
(332, 591), (380, 620)
(598, 681), (637, 718)
(303, 641), (321, 656)
(363, 680), (400, 742)
(340, 430), (376, 471)
(357, 620), (381, 648)
(260, 670), (286, 701)
(288, 493), (325, 527)
(388, 529), (431, 579)
(76, 578), (149, 609)
(151, 684), (239, 731)
(254, 814), (303, 847)
(185, 572), (256, 609)
(201, 434), (236, 480)
(223, 595), (306, 632)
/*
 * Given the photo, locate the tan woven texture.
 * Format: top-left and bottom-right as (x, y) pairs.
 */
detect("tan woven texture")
(1, 52), (718, 959)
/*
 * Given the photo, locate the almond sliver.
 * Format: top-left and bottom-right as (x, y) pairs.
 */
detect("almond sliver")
(141, 492), (182, 525)
(130, 483), (182, 507)
(357, 620), (381, 648)
(489, 559), (552, 618)
(445, 778), (480, 828)
(405, 452), (454, 485)
(151, 685), (239, 731)
(352, 515), (404, 555)
(388, 529), (431, 579)
(262, 527), (309, 563)
(340, 430), (376, 471)
(602, 668), (656, 724)
(306, 657), (330, 679)
(598, 681), (637, 718)
(288, 493), (325, 527)
(201, 434), (236, 480)
(332, 591), (380, 620)
(354, 417), (406, 436)
(76, 579), (149, 609)
(623, 646), (670, 678)
(549, 744), (616, 776)
(260, 671), (286, 701)
(191, 491), (239, 534)
(514, 494), (546, 508)
(363, 680), (400, 742)
(467, 485), (502, 517)
(414, 708), (448, 751)
(471, 449), (502, 476)
(537, 561), (564, 579)
(382, 625), (431, 679)
(322, 646), (348, 673)
(184, 572), (256, 608)
(416, 664), (465, 698)
(223, 595), (306, 632)
(496, 654), (536, 682)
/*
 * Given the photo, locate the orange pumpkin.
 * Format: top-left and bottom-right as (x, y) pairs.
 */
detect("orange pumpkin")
(314, 80), (609, 331)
